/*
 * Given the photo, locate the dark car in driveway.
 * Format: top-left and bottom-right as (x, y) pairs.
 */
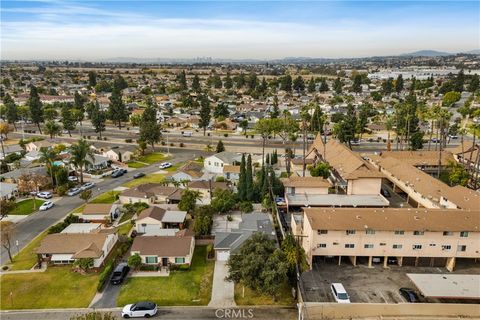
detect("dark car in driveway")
(133, 172), (145, 179)
(399, 287), (419, 302)
(111, 262), (130, 285)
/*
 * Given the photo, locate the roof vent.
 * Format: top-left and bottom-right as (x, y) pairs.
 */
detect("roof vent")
(356, 215), (361, 219)
(414, 216), (420, 220)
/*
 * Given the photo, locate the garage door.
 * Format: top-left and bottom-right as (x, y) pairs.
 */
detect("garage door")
(217, 250), (230, 261)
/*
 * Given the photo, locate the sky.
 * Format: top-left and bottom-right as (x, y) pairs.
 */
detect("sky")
(1, 1), (479, 60)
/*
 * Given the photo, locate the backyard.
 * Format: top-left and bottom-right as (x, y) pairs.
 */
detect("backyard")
(117, 246), (214, 306)
(10, 199), (45, 215)
(0, 267), (99, 309)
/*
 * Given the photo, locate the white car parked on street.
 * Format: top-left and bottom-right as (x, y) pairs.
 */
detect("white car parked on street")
(122, 301), (157, 318)
(39, 201), (54, 211)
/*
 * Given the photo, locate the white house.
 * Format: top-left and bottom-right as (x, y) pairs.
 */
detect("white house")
(131, 235), (195, 266)
(204, 151), (242, 174)
(0, 182), (18, 200)
(135, 206), (187, 235)
(102, 149), (134, 163)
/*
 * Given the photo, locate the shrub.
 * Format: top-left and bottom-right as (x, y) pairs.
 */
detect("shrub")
(103, 137), (107, 141)
(224, 133), (228, 137)
(161, 141), (166, 146)
(170, 143), (174, 146)
(239, 201), (253, 213)
(125, 138), (133, 143)
(97, 262), (113, 291)
(216, 176), (226, 182)
(56, 184), (68, 196)
(180, 142), (185, 147)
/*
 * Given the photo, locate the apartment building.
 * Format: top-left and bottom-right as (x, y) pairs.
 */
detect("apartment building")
(293, 207), (480, 272)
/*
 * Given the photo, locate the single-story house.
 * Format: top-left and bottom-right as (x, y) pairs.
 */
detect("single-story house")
(135, 206), (187, 235)
(0, 144), (23, 160)
(102, 148), (134, 163)
(37, 232), (118, 268)
(187, 180), (230, 202)
(214, 213), (276, 261)
(80, 204), (120, 223)
(130, 235), (195, 266)
(119, 184), (178, 204)
(0, 166), (50, 187)
(0, 182), (18, 200)
(166, 161), (206, 182)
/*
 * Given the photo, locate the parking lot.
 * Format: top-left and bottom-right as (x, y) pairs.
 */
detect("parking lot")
(300, 258), (480, 304)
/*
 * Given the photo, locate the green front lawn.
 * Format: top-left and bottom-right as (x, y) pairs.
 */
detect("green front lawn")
(0, 267), (99, 310)
(90, 191), (120, 204)
(10, 199), (45, 215)
(234, 282), (295, 306)
(117, 246), (214, 306)
(122, 174), (165, 188)
(137, 152), (168, 164)
(117, 221), (133, 236)
(5, 230), (49, 271)
(164, 162), (184, 172)
(127, 161), (147, 168)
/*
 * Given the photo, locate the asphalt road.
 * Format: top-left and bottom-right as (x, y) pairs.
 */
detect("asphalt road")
(0, 307), (297, 320)
(0, 149), (205, 266)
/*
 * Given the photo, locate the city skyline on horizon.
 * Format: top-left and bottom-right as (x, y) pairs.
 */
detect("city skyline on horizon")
(1, 1), (479, 60)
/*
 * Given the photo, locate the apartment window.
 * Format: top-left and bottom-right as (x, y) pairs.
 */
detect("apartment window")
(393, 244), (403, 249)
(346, 230), (356, 235)
(412, 244), (422, 250)
(365, 229), (376, 235)
(413, 231), (424, 236)
(145, 256), (158, 264)
(332, 242), (339, 246)
(429, 243), (436, 247)
(317, 243), (327, 248)
(344, 244), (355, 248)
(379, 243), (386, 246)
(460, 231), (469, 238)
(443, 231), (453, 236)
(441, 245), (452, 251)
(394, 230), (404, 235)
(317, 230), (328, 235)
(457, 245), (467, 252)
(364, 244), (374, 249)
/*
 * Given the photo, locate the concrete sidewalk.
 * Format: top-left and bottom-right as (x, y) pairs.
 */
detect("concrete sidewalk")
(208, 260), (236, 308)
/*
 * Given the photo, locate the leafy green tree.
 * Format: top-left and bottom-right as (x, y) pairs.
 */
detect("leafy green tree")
(227, 233), (288, 301)
(224, 72), (233, 89)
(468, 74), (479, 92)
(214, 102), (229, 119)
(88, 71), (97, 88)
(239, 201), (253, 213)
(211, 188), (237, 214)
(254, 118), (273, 166)
(280, 75), (292, 92)
(3, 94), (18, 130)
(309, 162), (331, 178)
(44, 120), (62, 139)
(70, 139), (95, 184)
(409, 131), (424, 151)
(91, 103), (107, 138)
(293, 76), (305, 92)
(139, 106), (161, 152)
(334, 104), (357, 148)
(177, 70), (188, 91)
(216, 140), (225, 153)
(39, 146), (58, 189)
(333, 78), (343, 94)
(178, 189), (201, 213)
(382, 78), (394, 95)
(246, 154), (254, 201)
(192, 74), (201, 93)
(238, 154), (247, 201)
(80, 189), (93, 203)
(319, 78), (329, 92)
(28, 85), (44, 133)
(307, 77), (316, 93)
(442, 91), (461, 107)
(74, 258), (94, 272)
(395, 74), (404, 93)
(352, 74), (362, 93)
(61, 105), (76, 137)
(239, 119), (248, 134)
(199, 94), (211, 136)
(447, 161), (469, 186)
(281, 233), (308, 278)
(108, 85), (128, 129)
(270, 96), (279, 119)
(128, 253), (142, 270)
(193, 205), (214, 236)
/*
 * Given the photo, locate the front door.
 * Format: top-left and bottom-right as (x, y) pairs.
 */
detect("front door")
(162, 257), (168, 266)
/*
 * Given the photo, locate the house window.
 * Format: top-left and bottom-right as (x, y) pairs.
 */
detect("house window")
(379, 243), (386, 246)
(443, 231), (453, 236)
(175, 257), (185, 264)
(393, 244), (403, 249)
(317, 243), (327, 248)
(413, 231), (424, 236)
(457, 245), (467, 252)
(145, 256), (158, 264)
(394, 230), (404, 235)
(364, 244), (374, 249)
(441, 245), (451, 251)
(412, 244), (422, 250)
(365, 229), (375, 235)
(208, 161), (211, 165)
(344, 244), (355, 248)
(317, 230), (328, 235)
(346, 230), (356, 235)
(460, 231), (469, 237)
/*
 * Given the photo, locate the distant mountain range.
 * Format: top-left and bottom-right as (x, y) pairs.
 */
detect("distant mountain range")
(401, 49), (480, 57)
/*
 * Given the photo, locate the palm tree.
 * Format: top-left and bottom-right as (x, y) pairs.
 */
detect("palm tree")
(70, 139), (95, 184)
(44, 120), (62, 139)
(39, 147), (58, 190)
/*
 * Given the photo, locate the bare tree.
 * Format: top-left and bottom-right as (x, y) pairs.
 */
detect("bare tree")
(17, 173), (49, 210)
(1, 221), (15, 263)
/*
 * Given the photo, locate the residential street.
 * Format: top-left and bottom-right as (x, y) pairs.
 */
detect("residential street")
(0, 307), (297, 320)
(0, 149), (206, 266)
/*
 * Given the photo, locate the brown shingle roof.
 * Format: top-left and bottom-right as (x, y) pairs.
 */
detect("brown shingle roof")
(120, 184), (177, 198)
(188, 180), (229, 190)
(380, 150), (454, 167)
(83, 204), (113, 215)
(223, 165), (240, 174)
(131, 236), (193, 257)
(304, 208), (480, 232)
(137, 206), (166, 221)
(281, 176), (331, 188)
(37, 233), (110, 258)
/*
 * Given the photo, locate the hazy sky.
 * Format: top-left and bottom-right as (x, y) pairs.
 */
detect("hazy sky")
(1, 1), (479, 60)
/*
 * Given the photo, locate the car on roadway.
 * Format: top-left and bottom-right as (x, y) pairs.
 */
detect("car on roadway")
(133, 172), (146, 179)
(37, 191), (53, 199)
(67, 187), (82, 196)
(111, 169), (124, 178)
(110, 262), (130, 285)
(68, 176), (78, 182)
(399, 288), (419, 303)
(182, 131), (193, 137)
(122, 301), (157, 318)
(159, 162), (172, 169)
(80, 182), (95, 190)
(39, 201), (54, 211)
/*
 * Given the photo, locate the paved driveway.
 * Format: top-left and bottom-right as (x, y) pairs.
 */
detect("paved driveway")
(208, 260), (236, 308)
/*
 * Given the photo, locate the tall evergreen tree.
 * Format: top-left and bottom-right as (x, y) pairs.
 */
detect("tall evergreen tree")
(91, 104), (107, 138)
(270, 96), (279, 119)
(319, 78), (329, 92)
(199, 94), (211, 136)
(3, 93), (18, 130)
(28, 85), (44, 133)
(108, 85), (128, 129)
(140, 106), (161, 151)
(192, 75), (201, 93)
(224, 72), (233, 89)
(333, 78), (343, 94)
(88, 71), (97, 88)
(177, 70), (188, 91)
(352, 74), (362, 93)
(395, 74), (404, 93)
(265, 154), (270, 166)
(216, 140), (225, 153)
(61, 104), (76, 137)
(293, 76), (305, 92)
(308, 77), (316, 93)
(238, 154), (247, 201)
(246, 154), (254, 201)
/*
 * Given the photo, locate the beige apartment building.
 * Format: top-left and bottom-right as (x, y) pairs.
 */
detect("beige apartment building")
(293, 207), (480, 272)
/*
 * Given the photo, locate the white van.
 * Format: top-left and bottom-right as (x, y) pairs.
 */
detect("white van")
(182, 131), (193, 137)
(330, 283), (351, 303)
